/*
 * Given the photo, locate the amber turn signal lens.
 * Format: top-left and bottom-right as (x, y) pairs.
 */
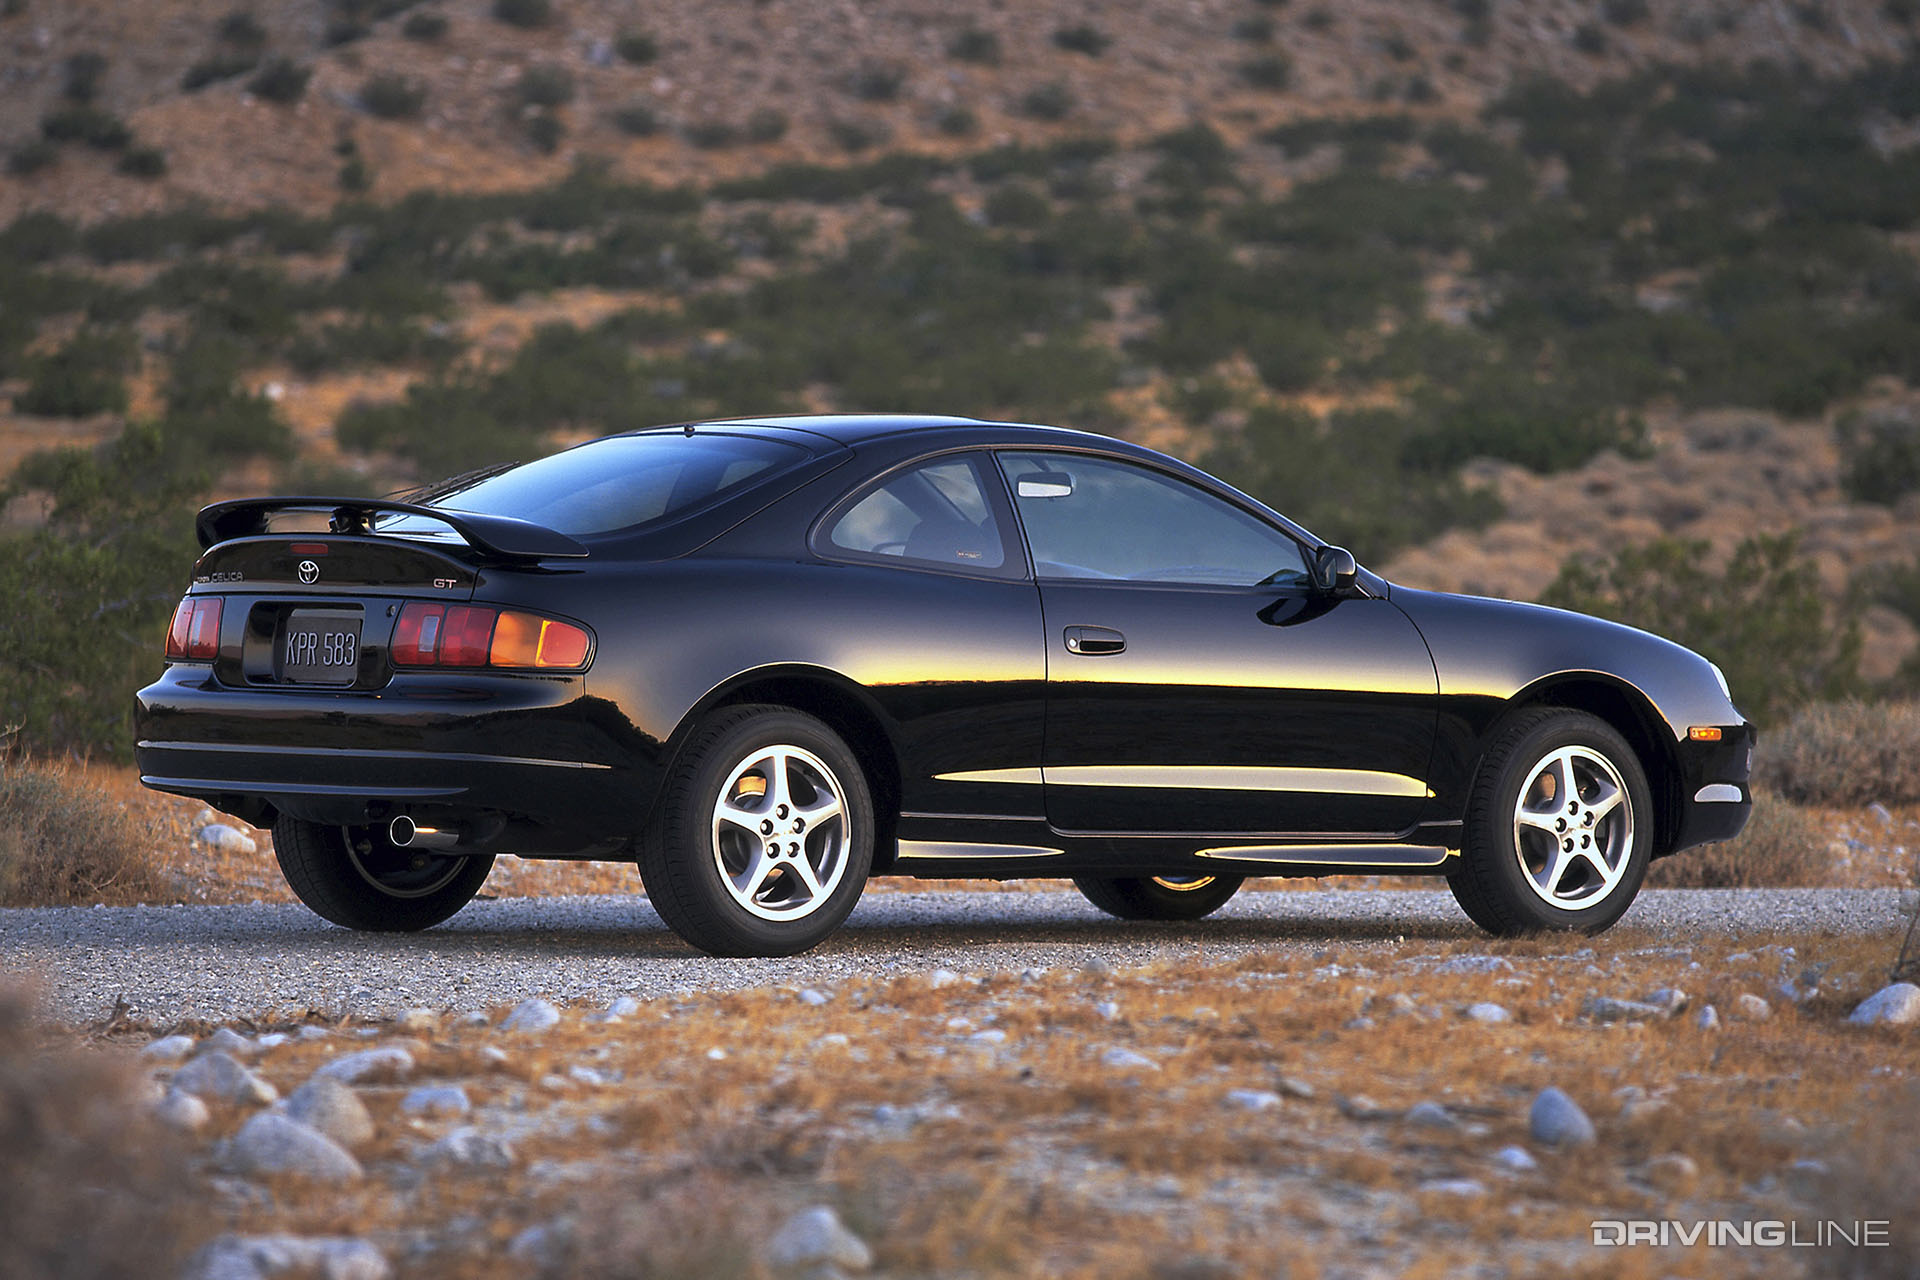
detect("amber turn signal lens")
(392, 601), (591, 670)
(1688, 726), (1723, 742)
(488, 610), (591, 669)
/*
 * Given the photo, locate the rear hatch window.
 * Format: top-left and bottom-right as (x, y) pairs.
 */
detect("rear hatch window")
(383, 431), (809, 540)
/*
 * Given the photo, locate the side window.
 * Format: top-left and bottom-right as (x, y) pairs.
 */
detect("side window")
(825, 455), (1009, 572)
(997, 451), (1308, 586)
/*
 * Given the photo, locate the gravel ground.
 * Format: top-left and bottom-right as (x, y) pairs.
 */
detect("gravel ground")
(0, 887), (1907, 1027)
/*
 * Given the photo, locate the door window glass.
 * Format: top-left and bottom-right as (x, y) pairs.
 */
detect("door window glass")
(997, 451), (1308, 585)
(827, 456), (1008, 571)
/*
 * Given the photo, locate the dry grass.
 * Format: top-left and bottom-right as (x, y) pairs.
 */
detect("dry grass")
(0, 761), (177, 907)
(1646, 792), (1832, 888)
(1760, 699), (1920, 806)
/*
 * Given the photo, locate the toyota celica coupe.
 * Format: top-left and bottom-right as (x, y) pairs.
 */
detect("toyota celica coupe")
(136, 415), (1753, 956)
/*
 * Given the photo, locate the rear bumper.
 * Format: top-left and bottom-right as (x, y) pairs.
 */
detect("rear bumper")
(1668, 721), (1755, 854)
(134, 664), (652, 849)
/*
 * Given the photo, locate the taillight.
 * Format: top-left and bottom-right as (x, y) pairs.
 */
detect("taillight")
(164, 597), (222, 661)
(392, 601), (591, 670)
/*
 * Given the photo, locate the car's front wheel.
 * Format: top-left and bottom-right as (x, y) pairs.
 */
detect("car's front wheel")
(1447, 708), (1652, 936)
(1072, 874), (1246, 921)
(272, 816), (494, 931)
(639, 705), (874, 957)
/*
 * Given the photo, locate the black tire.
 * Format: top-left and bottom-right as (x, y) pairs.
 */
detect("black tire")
(1072, 874), (1246, 921)
(272, 816), (493, 932)
(1447, 708), (1653, 936)
(638, 705), (874, 957)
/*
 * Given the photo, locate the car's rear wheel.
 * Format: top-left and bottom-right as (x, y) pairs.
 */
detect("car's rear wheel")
(639, 705), (874, 957)
(1072, 873), (1246, 921)
(272, 816), (494, 931)
(1447, 708), (1652, 936)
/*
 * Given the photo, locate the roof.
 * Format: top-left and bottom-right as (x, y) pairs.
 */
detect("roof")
(691, 413), (995, 445)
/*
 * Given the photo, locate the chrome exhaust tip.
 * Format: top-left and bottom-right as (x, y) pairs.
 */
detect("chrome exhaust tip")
(388, 815), (462, 850)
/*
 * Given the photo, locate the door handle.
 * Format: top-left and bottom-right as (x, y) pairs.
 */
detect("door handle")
(1064, 625), (1125, 656)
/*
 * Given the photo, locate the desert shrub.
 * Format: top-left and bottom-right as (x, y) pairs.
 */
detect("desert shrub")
(684, 119), (740, 150)
(0, 211), (76, 263)
(247, 57), (310, 103)
(180, 52), (257, 90)
(402, 9), (447, 39)
(1239, 53), (1293, 90)
(362, 73), (426, 118)
(7, 141), (57, 175)
(525, 110), (565, 154)
(745, 107), (788, 143)
(492, 0), (550, 28)
(1645, 792), (1829, 888)
(0, 767), (174, 906)
(14, 327), (134, 418)
(40, 105), (131, 149)
(217, 8), (267, 46)
(115, 145), (167, 178)
(286, 317), (459, 374)
(1382, 31), (1416, 62)
(849, 61), (904, 102)
(612, 102), (660, 136)
(517, 63), (575, 108)
(62, 50), (107, 101)
(324, 16), (368, 43)
(1572, 22), (1607, 54)
(0, 986), (189, 1276)
(1839, 406), (1920, 506)
(1603, 0), (1650, 24)
(615, 27), (658, 64)
(983, 182), (1051, 228)
(947, 26), (1000, 64)
(827, 117), (890, 153)
(1759, 700), (1920, 805)
(1018, 81), (1075, 121)
(1232, 14), (1275, 42)
(1052, 23), (1110, 56)
(1539, 532), (1861, 725)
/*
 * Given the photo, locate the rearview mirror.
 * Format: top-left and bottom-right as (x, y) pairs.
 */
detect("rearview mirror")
(1312, 545), (1358, 593)
(1015, 470), (1074, 499)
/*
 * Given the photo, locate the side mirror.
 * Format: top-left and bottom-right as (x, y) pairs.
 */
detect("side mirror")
(1015, 470), (1074, 499)
(1312, 545), (1358, 593)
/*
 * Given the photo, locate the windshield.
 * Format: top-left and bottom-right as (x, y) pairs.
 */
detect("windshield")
(382, 431), (810, 538)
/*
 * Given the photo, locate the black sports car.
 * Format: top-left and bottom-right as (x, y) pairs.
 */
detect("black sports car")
(136, 415), (1753, 956)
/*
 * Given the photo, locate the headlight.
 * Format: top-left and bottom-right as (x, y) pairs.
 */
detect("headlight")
(1709, 661), (1731, 702)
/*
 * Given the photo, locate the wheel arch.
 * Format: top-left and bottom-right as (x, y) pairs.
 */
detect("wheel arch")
(660, 665), (903, 873)
(1499, 673), (1682, 859)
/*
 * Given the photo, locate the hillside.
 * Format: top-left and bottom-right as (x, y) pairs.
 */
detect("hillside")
(5, 0), (1920, 755)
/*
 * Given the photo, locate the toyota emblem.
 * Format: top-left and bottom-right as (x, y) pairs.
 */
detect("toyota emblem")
(297, 559), (320, 584)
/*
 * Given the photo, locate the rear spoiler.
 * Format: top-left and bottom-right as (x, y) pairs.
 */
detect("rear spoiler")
(195, 497), (589, 560)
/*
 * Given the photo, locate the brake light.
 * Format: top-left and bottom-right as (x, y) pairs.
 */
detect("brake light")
(164, 597), (223, 661)
(392, 601), (591, 670)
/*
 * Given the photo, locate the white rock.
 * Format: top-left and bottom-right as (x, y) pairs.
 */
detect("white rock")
(606, 996), (641, 1018)
(1848, 982), (1920, 1027)
(568, 1065), (609, 1087)
(228, 1113), (363, 1182)
(254, 1033), (290, 1052)
(400, 1085), (471, 1118)
(1406, 1101), (1456, 1129)
(1419, 1178), (1487, 1196)
(1225, 1089), (1282, 1111)
(173, 1051), (278, 1106)
(1432, 955), (1514, 974)
(1869, 801), (1895, 825)
(968, 1029), (1007, 1045)
(182, 1234), (389, 1280)
(1101, 1047), (1159, 1072)
(928, 969), (959, 989)
(202, 1027), (258, 1058)
(1641, 987), (1689, 1015)
(197, 824), (258, 855)
(395, 1008), (436, 1033)
(142, 1034), (197, 1063)
(1583, 996), (1669, 1022)
(1643, 1152), (1699, 1195)
(421, 1126), (516, 1170)
(799, 988), (831, 1006)
(1898, 888), (1919, 917)
(1529, 1087), (1596, 1148)
(1733, 993), (1773, 1022)
(763, 1206), (873, 1273)
(156, 1089), (212, 1133)
(501, 998), (561, 1033)
(311, 1047), (414, 1085)
(282, 1078), (375, 1149)
(507, 1221), (570, 1267)
(1276, 1076), (1316, 1099)
(706, 1047), (728, 1061)
(1466, 1002), (1510, 1024)
(1094, 1000), (1120, 1020)
(1492, 1145), (1537, 1173)
(1695, 1004), (1720, 1030)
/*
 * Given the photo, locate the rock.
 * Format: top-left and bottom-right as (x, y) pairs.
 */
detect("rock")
(1898, 888), (1919, 917)
(1418, 1178), (1487, 1196)
(763, 1206), (873, 1273)
(421, 1126), (516, 1170)
(1094, 1000), (1119, 1020)
(501, 998), (561, 1034)
(1529, 1088), (1596, 1148)
(1082, 957), (1115, 977)
(1225, 1089), (1282, 1111)
(1643, 1152), (1699, 1196)
(173, 1052), (278, 1106)
(227, 1113), (363, 1183)
(254, 1034), (290, 1052)
(1101, 1047), (1159, 1072)
(282, 1078), (375, 1149)
(1582, 996), (1669, 1023)
(1869, 801), (1895, 826)
(1382, 992), (1420, 1017)
(311, 1047), (413, 1085)
(1344, 1016), (1377, 1031)
(202, 1027), (257, 1058)
(798, 988), (831, 1006)
(156, 1089), (211, 1133)
(507, 1221), (571, 1268)
(568, 1065), (609, 1086)
(1406, 1101), (1456, 1129)
(400, 1085), (471, 1118)
(968, 1029), (1007, 1045)
(1642, 987), (1689, 1015)
(1733, 993), (1773, 1022)
(1465, 1002), (1510, 1024)
(142, 1034), (197, 1063)
(1695, 1004), (1720, 1030)
(928, 969), (959, 989)
(1431, 955), (1514, 974)
(395, 1008), (436, 1033)
(1276, 1076), (1316, 1099)
(182, 1234), (389, 1280)
(606, 996), (641, 1018)
(1492, 1145), (1537, 1173)
(1848, 982), (1920, 1027)
(197, 824), (258, 855)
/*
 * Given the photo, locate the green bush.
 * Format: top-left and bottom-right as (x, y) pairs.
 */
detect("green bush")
(947, 26), (1000, 64)
(14, 327), (135, 418)
(1839, 407), (1920, 505)
(1759, 700), (1920, 805)
(1239, 54), (1293, 90)
(180, 52), (257, 91)
(849, 61), (904, 102)
(517, 63), (575, 108)
(1052, 23), (1110, 56)
(286, 317), (460, 374)
(62, 50), (107, 102)
(612, 103), (660, 136)
(745, 108), (788, 143)
(1232, 15), (1275, 42)
(402, 9), (447, 39)
(827, 118), (890, 153)
(114, 146), (167, 179)
(684, 119), (740, 150)
(0, 211), (76, 263)
(247, 57), (310, 103)
(525, 110), (565, 154)
(983, 182), (1051, 228)
(491, 0), (549, 28)
(40, 105), (131, 149)
(1018, 82), (1075, 121)
(615, 27), (657, 64)
(217, 8), (267, 47)
(7, 141), (57, 175)
(362, 73), (427, 119)
(1538, 532), (1861, 725)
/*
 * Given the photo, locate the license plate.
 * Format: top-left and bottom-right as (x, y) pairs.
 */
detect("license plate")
(280, 610), (361, 685)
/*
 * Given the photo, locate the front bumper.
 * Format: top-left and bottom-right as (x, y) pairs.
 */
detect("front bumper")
(1668, 721), (1756, 854)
